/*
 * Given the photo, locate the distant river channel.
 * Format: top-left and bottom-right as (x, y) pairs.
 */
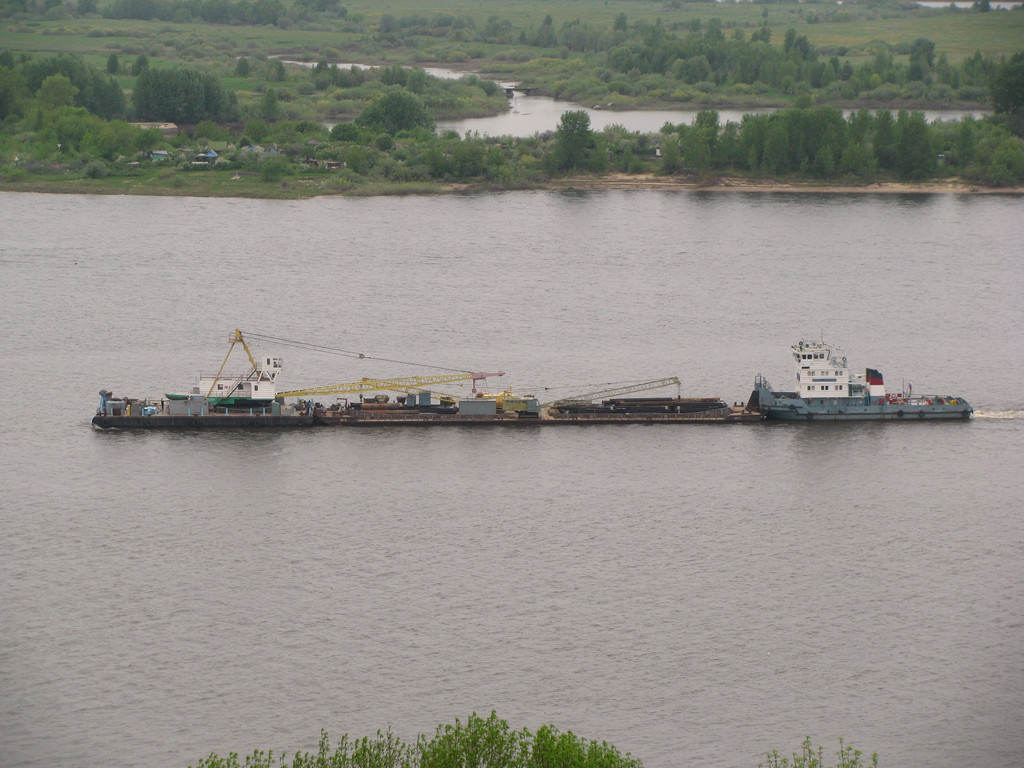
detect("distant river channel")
(1, 190), (1022, 768)
(286, 61), (989, 137)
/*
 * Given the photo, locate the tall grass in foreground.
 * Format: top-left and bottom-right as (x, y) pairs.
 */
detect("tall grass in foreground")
(189, 711), (644, 768)
(190, 714), (887, 768)
(761, 736), (881, 768)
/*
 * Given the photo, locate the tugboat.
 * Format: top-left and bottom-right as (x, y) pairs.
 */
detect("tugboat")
(750, 339), (972, 421)
(165, 329), (283, 408)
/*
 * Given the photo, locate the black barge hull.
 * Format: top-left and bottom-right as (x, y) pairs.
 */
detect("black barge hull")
(92, 414), (317, 429)
(93, 408), (758, 429)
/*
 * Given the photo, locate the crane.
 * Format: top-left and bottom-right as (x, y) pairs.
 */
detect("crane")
(205, 328), (279, 399)
(278, 371), (504, 400)
(541, 377), (681, 408)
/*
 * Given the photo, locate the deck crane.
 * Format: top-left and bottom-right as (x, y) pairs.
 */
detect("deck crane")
(205, 328), (282, 399)
(278, 371), (504, 400)
(541, 377), (681, 408)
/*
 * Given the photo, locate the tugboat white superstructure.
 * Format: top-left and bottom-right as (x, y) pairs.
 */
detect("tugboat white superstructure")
(166, 329), (283, 408)
(752, 339), (972, 421)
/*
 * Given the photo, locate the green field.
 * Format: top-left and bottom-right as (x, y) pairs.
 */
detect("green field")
(2, 1), (1022, 74)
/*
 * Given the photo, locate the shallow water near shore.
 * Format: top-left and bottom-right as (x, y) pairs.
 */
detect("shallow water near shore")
(1, 190), (1022, 768)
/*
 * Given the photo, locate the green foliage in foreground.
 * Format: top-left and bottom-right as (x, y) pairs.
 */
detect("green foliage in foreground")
(761, 736), (880, 768)
(188, 711), (644, 768)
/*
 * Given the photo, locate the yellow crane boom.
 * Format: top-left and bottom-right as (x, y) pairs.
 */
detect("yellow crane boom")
(206, 328), (262, 398)
(542, 377), (681, 408)
(279, 371), (504, 399)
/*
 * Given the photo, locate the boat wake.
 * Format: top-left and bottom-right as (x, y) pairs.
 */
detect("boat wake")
(972, 410), (1024, 420)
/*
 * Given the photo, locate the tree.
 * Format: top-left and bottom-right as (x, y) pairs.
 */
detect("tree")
(88, 119), (138, 160)
(249, 0), (281, 25)
(873, 109), (897, 170)
(356, 90), (433, 134)
(762, 119), (790, 174)
(106, 53), (119, 74)
(268, 57), (286, 82)
(908, 38), (936, 81)
(0, 67), (27, 120)
(406, 67), (427, 94)
(985, 136), (1024, 186)
(660, 134), (682, 174)
(243, 118), (269, 142)
(330, 121), (359, 142)
(132, 67), (236, 123)
(235, 57), (250, 78)
(552, 109), (594, 170)
(681, 124), (712, 172)
(90, 73), (127, 119)
(260, 156), (293, 182)
(839, 141), (876, 178)
(37, 73), (78, 109)
(784, 27), (797, 54)
(260, 87), (280, 121)
(20, 53), (125, 119)
(693, 109), (719, 162)
(895, 109), (936, 180)
(195, 119), (229, 141)
(130, 54), (148, 76)
(750, 24), (771, 44)
(991, 51), (1024, 135)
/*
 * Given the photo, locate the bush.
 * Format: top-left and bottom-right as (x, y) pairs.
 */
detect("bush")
(957, 86), (989, 102)
(259, 156), (294, 182)
(924, 83), (956, 103)
(760, 737), (879, 768)
(189, 712), (643, 768)
(330, 122), (360, 142)
(83, 160), (110, 178)
(985, 136), (1024, 186)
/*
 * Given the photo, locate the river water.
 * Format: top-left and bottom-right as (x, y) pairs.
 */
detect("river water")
(435, 97), (988, 138)
(1, 190), (1022, 768)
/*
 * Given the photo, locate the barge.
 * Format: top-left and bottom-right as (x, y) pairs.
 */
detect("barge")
(92, 394), (753, 429)
(90, 331), (971, 430)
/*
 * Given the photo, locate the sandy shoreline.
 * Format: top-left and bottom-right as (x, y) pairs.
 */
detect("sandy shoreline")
(541, 173), (1023, 194)
(1, 174), (1019, 198)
